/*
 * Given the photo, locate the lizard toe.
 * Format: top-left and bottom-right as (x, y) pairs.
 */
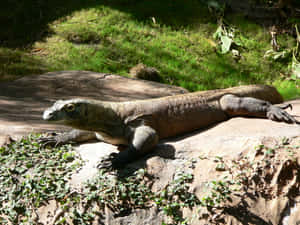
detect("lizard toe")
(97, 160), (113, 170)
(278, 103), (293, 110)
(37, 136), (59, 147)
(97, 152), (129, 170)
(97, 154), (116, 170)
(267, 105), (300, 124)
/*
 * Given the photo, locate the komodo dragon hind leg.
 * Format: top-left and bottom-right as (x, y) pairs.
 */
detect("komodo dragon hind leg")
(220, 94), (300, 124)
(97, 125), (159, 169)
(38, 129), (97, 146)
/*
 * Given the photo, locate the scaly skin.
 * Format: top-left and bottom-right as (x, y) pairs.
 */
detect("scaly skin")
(41, 84), (299, 169)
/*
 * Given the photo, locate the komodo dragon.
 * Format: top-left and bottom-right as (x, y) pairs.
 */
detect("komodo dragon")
(41, 85), (299, 168)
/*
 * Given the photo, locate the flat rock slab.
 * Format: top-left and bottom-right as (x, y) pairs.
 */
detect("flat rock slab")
(0, 71), (187, 137)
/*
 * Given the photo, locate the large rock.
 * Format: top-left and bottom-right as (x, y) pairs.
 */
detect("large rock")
(71, 100), (300, 225)
(0, 71), (299, 224)
(0, 71), (187, 137)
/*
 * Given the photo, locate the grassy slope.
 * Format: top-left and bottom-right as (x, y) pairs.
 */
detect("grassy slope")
(1, 0), (299, 99)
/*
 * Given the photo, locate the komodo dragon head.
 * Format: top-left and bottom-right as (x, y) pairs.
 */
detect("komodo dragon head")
(43, 99), (121, 131)
(43, 99), (89, 126)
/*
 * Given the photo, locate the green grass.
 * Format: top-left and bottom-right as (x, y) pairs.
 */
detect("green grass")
(0, 48), (47, 81)
(1, 0), (299, 99)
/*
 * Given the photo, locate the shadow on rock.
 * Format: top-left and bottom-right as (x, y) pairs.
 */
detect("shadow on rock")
(116, 143), (176, 178)
(224, 200), (272, 225)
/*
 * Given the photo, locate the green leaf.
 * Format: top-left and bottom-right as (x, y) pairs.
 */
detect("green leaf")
(292, 54), (300, 79)
(220, 35), (232, 54)
(213, 25), (223, 39)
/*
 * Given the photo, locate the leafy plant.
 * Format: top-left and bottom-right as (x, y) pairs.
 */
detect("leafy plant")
(1, 134), (299, 224)
(155, 172), (200, 224)
(291, 25), (300, 79)
(265, 25), (300, 80)
(0, 134), (81, 224)
(200, 179), (233, 208)
(213, 20), (242, 54)
(83, 168), (152, 215)
(264, 48), (292, 61)
(0, 136), (200, 224)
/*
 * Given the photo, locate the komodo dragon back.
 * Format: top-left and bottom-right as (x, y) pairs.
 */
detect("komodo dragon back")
(223, 84), (283, 104)
(194, 84), (283, 104)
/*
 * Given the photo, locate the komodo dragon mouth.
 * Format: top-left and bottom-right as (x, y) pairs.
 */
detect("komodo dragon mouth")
(43, 109), (60, 122)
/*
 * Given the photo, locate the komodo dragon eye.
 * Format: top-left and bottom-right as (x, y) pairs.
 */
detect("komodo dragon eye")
(65, 103), (76, 112)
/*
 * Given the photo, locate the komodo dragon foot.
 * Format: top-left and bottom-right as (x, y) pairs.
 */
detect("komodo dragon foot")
(38, 130), (98, 147)
(267, 104), (300, 124)
(97, 149), (140, 170)
(38, 132), (64, 147)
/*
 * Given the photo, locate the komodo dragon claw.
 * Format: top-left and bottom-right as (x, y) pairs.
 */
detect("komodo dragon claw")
(278, 103), (293, 111)
(267, 105), (300, 124)
(97, 150), (138, 170)
(38, 133), (63, 147)
(97, 153), (118, 170)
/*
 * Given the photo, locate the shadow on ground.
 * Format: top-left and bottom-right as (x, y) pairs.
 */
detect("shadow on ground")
(1, 0), (212, 48)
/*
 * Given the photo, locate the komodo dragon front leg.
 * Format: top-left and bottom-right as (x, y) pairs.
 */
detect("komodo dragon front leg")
(40, 125), (159, 169)
(99, 125), (159, 169)
(38, 129), (98, 146)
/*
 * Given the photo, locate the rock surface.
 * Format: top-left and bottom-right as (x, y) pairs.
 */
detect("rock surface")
(71, 101), (299, 225)
(0, 71), (300, 224)
(0, 70), (187, 137)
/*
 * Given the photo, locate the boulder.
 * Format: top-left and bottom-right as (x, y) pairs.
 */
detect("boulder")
(71, 100), (300, 225)
(0, 71), (299, 224)
(0, 70), (187, 137)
